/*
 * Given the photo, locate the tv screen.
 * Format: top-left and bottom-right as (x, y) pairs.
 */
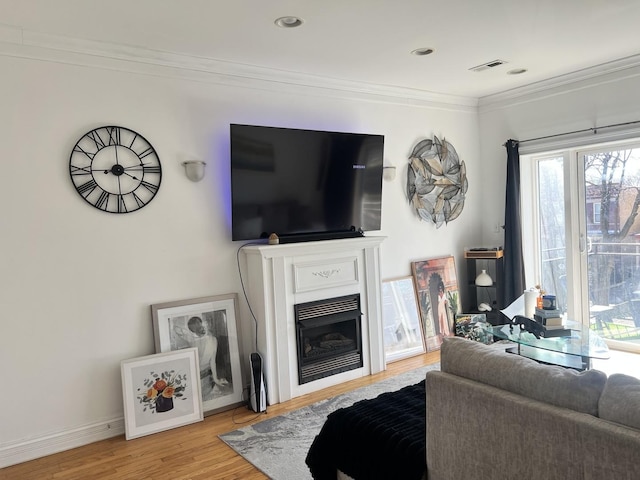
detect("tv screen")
(230, 124), (384, 242)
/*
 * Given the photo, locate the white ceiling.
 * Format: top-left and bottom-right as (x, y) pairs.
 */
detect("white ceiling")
(2, 0), (640, 100)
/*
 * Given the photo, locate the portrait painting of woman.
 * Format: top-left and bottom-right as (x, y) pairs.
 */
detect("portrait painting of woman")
(411, 256), (460, 350)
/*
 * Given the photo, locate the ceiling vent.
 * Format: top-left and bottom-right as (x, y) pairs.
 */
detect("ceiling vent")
(469, 59), (508, 72)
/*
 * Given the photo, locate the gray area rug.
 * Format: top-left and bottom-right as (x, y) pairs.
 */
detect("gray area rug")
(219, 363), (440, 480)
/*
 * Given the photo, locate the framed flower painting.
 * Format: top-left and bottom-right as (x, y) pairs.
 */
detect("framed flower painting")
(121, 348), (203, 440)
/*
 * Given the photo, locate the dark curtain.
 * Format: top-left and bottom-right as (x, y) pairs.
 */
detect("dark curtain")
(504, 140), (526, 305)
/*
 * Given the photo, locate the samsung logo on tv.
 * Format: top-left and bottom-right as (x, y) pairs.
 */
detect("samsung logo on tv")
(352, 165), (366, 169)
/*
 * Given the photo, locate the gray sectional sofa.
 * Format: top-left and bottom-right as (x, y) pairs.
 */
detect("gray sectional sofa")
(426, 337), (640, 480)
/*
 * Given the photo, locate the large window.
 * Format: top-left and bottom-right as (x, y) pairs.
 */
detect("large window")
(523, 139), (640, 353)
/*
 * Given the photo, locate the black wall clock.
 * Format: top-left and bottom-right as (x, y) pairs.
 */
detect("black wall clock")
(69, 126), (162, 213)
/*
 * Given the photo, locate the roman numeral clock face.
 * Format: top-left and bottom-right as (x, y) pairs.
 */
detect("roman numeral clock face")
(69, 126), (162, 213)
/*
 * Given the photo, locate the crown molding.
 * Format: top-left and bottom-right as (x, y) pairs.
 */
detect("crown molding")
(0, 25), (477, 112)
(3, 24), (640, 114)
(478, 55), (640, 112)
(0, 23), (21, 43)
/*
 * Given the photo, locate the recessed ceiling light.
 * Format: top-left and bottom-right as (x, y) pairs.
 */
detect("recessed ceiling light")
(411, 47), (435, 56)
(507, 68), (528, 75)
(275, 16), (304, 28)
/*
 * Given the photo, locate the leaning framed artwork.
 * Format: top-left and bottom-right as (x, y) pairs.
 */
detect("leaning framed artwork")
(411, 255), (461, 351)
(381, 276), (425, 363)
(151, 294), (244, 415)
(455, 313), (493, 344)
(121, 348), (203, 440)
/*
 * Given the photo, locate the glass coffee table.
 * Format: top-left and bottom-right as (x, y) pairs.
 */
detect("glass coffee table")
(481, 321), (610, 370)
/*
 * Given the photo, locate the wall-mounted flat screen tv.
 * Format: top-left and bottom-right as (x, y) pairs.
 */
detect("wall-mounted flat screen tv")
(230, 124), (384, 242)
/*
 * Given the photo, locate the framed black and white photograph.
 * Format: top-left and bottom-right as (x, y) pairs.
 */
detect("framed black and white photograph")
(151, 294), (244, 415)
(121, 348), (203, 440)
(382, 276), (425, 363)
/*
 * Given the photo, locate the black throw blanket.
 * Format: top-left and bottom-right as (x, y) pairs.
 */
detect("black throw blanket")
(305, 380), (426, 480)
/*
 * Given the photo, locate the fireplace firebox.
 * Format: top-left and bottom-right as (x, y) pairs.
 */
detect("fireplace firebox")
(295, 294), (363, 384)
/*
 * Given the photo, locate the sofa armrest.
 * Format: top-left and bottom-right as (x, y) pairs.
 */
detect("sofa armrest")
(426, 371), (640, 480)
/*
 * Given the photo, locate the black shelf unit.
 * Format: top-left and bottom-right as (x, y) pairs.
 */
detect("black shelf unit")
(464, 250), (506, 325)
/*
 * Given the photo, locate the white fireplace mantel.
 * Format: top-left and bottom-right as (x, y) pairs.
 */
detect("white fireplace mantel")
(240, 236), (386, 404)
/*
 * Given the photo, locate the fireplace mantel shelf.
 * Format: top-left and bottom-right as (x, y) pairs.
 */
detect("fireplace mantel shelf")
(240, 236), (386, 404)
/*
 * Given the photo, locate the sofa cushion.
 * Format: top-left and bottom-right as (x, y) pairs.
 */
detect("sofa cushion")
(440, 336), (607, 416)
(599, 373), (640, 429)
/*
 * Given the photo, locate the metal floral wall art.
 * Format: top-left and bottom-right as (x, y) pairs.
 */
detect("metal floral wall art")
(406, 135), (468, 228)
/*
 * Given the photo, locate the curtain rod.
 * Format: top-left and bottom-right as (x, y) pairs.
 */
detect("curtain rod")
(505, 120), (640, 146)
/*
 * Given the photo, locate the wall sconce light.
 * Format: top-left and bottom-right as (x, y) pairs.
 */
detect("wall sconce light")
(182, 160), (207, 182)
(383, 166), (397, 181)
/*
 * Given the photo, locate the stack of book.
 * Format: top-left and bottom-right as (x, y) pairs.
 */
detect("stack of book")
(533, 308), (571, 337)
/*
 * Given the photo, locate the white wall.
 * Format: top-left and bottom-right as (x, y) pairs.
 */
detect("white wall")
(0, 46), (483, 465)
(478, 64), (640, 251)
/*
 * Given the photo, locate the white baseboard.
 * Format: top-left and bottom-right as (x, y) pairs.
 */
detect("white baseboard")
(0, 418), (124, 469)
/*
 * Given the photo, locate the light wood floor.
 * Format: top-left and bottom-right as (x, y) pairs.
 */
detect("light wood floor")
(1, 351), (440, 480)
